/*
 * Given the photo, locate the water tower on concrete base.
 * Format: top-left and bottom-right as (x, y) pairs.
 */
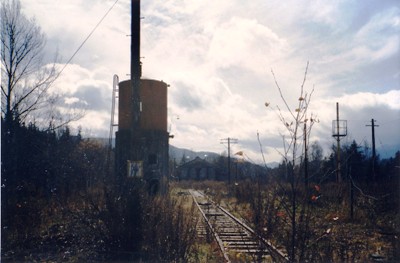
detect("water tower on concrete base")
(114, 0), (170, 194)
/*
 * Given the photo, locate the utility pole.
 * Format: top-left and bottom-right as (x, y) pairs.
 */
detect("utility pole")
(221, 138), (238, 184)
(128, 0), (142, 169)
(335, 102), (342, 183)
(131, 0), (141, 128)
(332, 102), (347, 184)
(366, 119), (379, 180)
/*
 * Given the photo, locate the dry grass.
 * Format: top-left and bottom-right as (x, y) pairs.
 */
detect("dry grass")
(173, 179), (399, 262)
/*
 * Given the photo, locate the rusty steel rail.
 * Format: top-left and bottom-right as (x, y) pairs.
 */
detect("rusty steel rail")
(190, 190), (231, 262)
(190, 189), (289, 263)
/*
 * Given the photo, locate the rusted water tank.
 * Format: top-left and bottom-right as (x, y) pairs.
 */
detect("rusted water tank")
(140, 79), (167, 131)
(118, 79), (168, 131)
(118, 80), (133, 130)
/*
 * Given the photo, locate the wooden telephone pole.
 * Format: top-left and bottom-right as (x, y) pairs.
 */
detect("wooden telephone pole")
(221, 138), (238, 184)
(366, 119), (379, 180)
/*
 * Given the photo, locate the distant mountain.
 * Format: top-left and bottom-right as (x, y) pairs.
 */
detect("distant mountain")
(87, 139), (280, 168)
(169, 145), (220, 164)
(85, 138), (399, 168)
(265, 161), (280, 168)
(169, 145), (280, 168)
(86, 139), (221, 162)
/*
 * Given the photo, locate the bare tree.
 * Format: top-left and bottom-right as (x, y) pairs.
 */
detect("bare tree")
(264, 62), (319, 261)
(1, 0), (80, 128)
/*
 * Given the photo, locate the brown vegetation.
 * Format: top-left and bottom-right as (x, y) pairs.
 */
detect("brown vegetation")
(179, 179), (399, 262)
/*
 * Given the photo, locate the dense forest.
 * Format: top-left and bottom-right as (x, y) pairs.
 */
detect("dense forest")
(1, 118), (198, 261)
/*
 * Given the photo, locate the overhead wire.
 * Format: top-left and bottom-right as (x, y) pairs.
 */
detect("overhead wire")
(48, 0), (120, 88)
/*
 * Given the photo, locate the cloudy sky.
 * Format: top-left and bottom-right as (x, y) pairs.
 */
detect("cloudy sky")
(22, 0), (399, 163)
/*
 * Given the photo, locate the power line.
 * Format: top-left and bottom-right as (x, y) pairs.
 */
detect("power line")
(49, 0), (120, 88)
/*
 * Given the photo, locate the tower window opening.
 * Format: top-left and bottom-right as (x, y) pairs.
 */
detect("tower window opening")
(148, 154), (157, 165)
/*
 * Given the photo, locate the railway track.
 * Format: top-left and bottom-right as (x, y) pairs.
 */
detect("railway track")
(190, 189), (288, 263)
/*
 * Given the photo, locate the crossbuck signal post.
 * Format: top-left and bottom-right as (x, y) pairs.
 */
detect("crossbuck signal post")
(221, 138), (238, 184)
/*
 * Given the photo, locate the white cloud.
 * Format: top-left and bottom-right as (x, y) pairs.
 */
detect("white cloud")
(371, 36), (399, 61)
(52, 64), (110, 99)
(19, 0), (400, 162)
(207, 17), (290, 73)
(71, 110), (110, 138)
(340, 90), (400, 110)
(356, 7), (400, 39)
(64, 97), (81, 105)
(353, 7), (400, 62)
(306, 0), (344, 26)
